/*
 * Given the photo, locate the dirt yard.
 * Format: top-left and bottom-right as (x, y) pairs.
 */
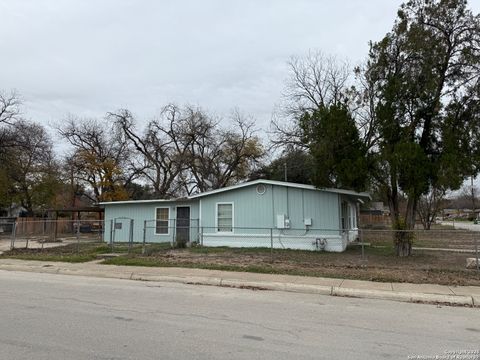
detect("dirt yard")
(2, 229), (479, 286)
(104, 245), (480, 286)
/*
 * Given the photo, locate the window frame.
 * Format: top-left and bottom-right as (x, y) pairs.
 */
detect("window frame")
(351, 204), (357, 229)
(215, 202), (234, 233)
(155, 207), (170, 235)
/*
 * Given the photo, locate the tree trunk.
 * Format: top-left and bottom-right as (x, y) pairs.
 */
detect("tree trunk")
(387, 185), (400, 225)
(395, 238), (412, 257)
(387, 182), (417, 257)
(394, 196), (417, 257)
(405, 197), (417, 229)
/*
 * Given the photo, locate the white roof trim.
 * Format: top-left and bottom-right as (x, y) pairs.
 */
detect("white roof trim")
(188, 179), (371, 200)
(101, 180), (370, 206)
(99, 198), (189, 206)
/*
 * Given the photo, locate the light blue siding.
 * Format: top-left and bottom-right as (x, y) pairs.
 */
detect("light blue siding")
(102, 182), (361, 251)
(199, 183), (340, 231)
(103, 200), (199, 243)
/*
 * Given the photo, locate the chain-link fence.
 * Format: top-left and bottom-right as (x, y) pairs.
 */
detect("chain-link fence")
(0, 217), (16, 251)
(359, 228), (479, 251)
(3, 218), (104, 253)
(115, 224), (480, 274)
(358, 228), (480, 269)
(107, 219), (200, 254)
(3, 217), (478, 281)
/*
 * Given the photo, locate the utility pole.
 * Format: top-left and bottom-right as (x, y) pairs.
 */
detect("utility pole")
(284, 161), (287, 182)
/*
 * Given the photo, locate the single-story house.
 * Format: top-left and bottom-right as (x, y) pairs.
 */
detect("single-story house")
(100, 180), (370, 252)
(0, 204), (28, 218)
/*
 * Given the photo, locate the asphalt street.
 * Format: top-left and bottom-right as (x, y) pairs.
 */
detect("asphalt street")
(0, 270), (478, 360)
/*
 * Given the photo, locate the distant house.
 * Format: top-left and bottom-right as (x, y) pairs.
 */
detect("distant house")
(442, 208), (479, 220)
(0, 204), (28, 218)
(100, 180), (370, 252)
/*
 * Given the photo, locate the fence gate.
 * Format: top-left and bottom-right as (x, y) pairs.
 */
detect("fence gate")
(111, 217), (134, 247)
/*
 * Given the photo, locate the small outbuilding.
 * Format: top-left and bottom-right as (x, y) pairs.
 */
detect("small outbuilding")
(100, 180), (370, 252)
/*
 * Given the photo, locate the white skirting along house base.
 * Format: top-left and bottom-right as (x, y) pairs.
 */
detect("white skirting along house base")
(201, 231), (358, 252)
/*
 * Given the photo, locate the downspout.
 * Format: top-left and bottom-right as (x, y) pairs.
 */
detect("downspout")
(271, 185), (275, 227)
(302, 189), (305, 220)
(286, 187), (289, 218)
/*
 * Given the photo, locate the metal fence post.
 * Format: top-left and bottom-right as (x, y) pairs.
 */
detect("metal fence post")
(99, 219), (103, 241)
(475, 232), (479, 271)
(76, 219), (81, 254)
(10, 221), (17, 250)
(110, 219), (114, 253)
(172, 218), (176, 247)
(200, 226), (203, 246)
(360, 229), (365, 261)
(270, 228), (273, 263)
(129, 219), (134, 253)
(142, 220), (147, 255)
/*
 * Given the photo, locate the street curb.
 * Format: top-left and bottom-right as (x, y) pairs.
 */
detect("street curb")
(331, 287), (474, 306)
(0, 264), (476, 307)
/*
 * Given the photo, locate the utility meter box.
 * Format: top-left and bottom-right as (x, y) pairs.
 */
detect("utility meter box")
(276, 214), (290, 229)
(304, 218), (312, 226)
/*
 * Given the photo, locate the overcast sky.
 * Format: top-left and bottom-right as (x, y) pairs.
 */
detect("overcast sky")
(0, 0), (412, 131)
(1, 1), (480, 140)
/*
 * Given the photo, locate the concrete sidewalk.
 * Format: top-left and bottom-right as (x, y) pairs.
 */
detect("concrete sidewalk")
(0, 258), (479, 307)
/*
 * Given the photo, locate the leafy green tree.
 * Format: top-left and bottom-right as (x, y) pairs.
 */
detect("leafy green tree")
(365, 0), (480, 255)
(250, 149), (314, 184)
(0, 121), (60, 215)
(299, 104), (370, 191)
(124, 182), (155, 200)
(275, 1), (479, 256)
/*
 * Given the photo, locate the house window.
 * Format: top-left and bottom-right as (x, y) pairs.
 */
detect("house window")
(217, 203), (233, 232)
(156, 207), (169, 234)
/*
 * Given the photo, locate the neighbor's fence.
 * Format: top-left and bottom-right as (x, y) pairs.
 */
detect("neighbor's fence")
(360, 213), (392, 226)
(2, 218), (104, 252)
(358, 228), (479, 270)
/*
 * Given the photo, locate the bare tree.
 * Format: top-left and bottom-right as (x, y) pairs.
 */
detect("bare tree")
(112, 105), (265, 197)
(58, 116), (136, 202)
(417, 187), (447, 230)
(352, 64), (381, 152)
(460, 182), (479, 218)
(184, 109), (264, 193)
(448, 183), (479, 213)
(271, 50), (352, 149)
(109, 105), (196, 198)
(0, 90), (21, 126)
(0, 90), (22, 152)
